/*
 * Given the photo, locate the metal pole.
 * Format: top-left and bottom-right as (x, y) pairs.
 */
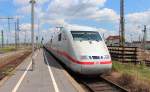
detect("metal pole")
(7, 17), (13, 46)
(25, 30), (27, 46)
(130, 34), (133, 47)
(30, 0), (36, 71)
(8, 18), (10, 45)
(15, 22), (17, 49)
(120, 0), (125, 62)
(1, 30), (4, 48)
(120, 0), (125, 47)
(17, 18), (20, 48)
(142, 25), (147, 50)
(36, 36), (38, 49)
(37, 19), (40, 49)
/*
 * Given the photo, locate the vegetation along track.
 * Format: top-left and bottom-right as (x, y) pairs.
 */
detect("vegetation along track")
(44, 48), (128, 92)
(0, 51), (31, 80)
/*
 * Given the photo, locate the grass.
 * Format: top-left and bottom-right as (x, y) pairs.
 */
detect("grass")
(112, 61), (150, 84)
(0, 47), (16, 53)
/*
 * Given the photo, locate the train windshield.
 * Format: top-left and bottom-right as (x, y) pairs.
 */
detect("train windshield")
(71, 31), (102, 41)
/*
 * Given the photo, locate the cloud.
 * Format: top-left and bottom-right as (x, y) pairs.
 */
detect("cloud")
(87, 0), (106, 6)
(66, 24), (98, 31)
(42, 18), (68, 27)
(126, 10), (150, 25)
(46, 0), (118, 23)
(125, 9), (150, 41)
(16, 5), (44, 19)
(14, 0), (48, 18)
(88, 8), (119, 22)
(14, 0), (118, 28)
(16, 5), (31, 14)
(13, 0), (29, 6)
(36, 0), (49, 5)
(20, 23), (38, 31)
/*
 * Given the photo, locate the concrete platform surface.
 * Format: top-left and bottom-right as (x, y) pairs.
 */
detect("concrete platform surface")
(0, 49), (80, 92)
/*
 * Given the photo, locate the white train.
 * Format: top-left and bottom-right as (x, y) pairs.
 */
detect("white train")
(45, 26), (112, 75)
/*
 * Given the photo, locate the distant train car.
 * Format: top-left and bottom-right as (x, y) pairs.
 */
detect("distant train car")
(45, 26), (112, 75)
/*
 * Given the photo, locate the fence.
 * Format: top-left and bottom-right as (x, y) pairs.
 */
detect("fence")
(108, 46), (140, 64)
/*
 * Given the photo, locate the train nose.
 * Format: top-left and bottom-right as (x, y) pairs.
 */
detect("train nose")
(79, 54), (112, 75)
(81, 62), (112, 75)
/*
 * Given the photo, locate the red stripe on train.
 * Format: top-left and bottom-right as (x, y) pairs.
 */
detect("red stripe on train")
(100, 61), (112, 64)
(47, 47), (112, 65)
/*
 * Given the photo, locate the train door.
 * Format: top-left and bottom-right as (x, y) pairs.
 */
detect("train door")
(57, 32), (62, 56)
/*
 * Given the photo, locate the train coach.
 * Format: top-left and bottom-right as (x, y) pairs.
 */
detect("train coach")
(44, 26), (112, 75)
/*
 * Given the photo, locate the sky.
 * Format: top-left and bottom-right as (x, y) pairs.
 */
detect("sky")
(0, 0), (150, 43)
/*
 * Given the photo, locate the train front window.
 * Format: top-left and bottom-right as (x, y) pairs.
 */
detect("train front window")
(71, 31), (102, 41)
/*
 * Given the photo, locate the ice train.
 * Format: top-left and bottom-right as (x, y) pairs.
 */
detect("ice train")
(44, 26), (112, 75)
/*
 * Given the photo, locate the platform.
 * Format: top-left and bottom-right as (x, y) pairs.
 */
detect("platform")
(0, 49), (83, 92)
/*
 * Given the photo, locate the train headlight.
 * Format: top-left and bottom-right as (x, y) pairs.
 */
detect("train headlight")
(104, 55), (110, 59)
(80, 56), (89, 60)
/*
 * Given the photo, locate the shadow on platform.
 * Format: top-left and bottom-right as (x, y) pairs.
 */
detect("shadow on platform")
(43, 50), (63, 70)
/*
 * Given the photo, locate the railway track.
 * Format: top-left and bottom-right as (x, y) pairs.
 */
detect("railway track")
(79, 76), (128, 92)
(0, 51), (31, 81)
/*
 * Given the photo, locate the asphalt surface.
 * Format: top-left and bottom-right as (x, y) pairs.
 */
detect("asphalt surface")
(0, 49), (78, 92)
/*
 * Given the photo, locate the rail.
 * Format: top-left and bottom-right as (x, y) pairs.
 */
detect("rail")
(0, 51), (31, 81)
(79, 76), (128, 92)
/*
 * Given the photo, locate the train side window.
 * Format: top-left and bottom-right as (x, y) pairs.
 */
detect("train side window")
(58, 33), (62, 41)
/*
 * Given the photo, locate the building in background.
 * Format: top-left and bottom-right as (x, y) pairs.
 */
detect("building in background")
(106, 36), (120, 46)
